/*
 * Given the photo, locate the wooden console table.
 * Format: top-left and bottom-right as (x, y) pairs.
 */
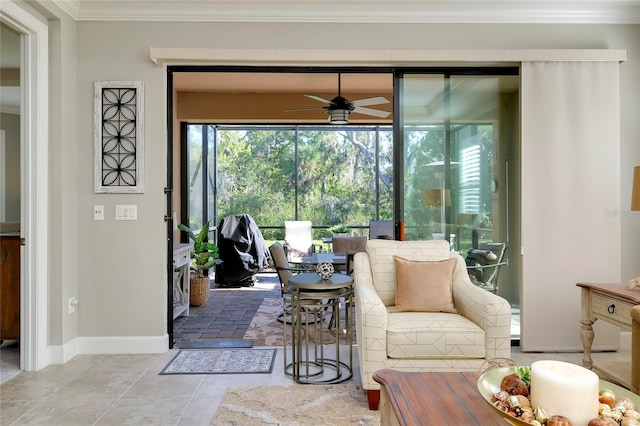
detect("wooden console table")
(372, 369), (503, 425)
(173, 243), (192, 319)
(576, 282), (640, 391)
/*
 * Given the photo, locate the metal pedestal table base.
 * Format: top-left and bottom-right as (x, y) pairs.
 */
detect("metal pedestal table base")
(283, 273), (353, 384)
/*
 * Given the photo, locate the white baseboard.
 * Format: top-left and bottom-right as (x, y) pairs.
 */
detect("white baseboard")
(48, 335), (169, 364)
(48, 338), (79, 365)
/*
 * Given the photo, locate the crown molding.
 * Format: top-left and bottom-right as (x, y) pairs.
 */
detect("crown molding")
(49, 0), (81, 19)
(149, 47), (628, 65)
(49, 1), (640, 24)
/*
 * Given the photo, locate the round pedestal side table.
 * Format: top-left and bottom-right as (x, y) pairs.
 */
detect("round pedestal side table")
(284, 272), (353, 384)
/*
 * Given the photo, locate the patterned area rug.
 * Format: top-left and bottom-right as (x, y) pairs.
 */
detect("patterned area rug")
(211, 384), (379, 425)
(160, 349), (276, 375)
(242, 297), (355, 347)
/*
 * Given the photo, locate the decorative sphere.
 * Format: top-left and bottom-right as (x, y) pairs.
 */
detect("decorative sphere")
(316, 262), (334, 280)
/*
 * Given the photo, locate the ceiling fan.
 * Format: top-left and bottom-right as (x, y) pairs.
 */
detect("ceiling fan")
(284, 73), (391, 124)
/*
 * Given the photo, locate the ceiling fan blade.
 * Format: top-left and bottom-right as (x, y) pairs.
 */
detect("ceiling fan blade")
(283, 106), (327, 113)
(352, 106), (391, 118)
(305, 94), (334, 104)
(350, 96), (390, 107)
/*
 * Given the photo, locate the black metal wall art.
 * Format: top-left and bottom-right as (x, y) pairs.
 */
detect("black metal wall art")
(94, 81), (144, 193)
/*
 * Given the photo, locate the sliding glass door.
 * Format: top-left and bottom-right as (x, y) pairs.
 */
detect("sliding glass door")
(396, 70), (519, 309)
(180, 67), (520, 337)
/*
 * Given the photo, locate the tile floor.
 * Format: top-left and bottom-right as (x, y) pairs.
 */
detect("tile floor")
(1, 344), (631, 425)
(0, 272), (633, 425)
(0, 346), (300, 425)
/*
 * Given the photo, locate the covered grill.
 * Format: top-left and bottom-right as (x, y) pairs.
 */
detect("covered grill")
(214, 214), (268, 287)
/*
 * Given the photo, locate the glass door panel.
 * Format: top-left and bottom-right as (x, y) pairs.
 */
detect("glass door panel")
(448, 75), (517, 254)
(398, 73), (515, 251)
(206, 125), (216, 240)
(397, 71), (519, 339)
(186, 125), (205, 228)
(399, 74), (447, 241)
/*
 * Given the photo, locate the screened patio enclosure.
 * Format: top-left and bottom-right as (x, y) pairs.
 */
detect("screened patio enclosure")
(183, 124), (393, 241)
(174, 67), (520, 341)
(180, 69), (518, 259)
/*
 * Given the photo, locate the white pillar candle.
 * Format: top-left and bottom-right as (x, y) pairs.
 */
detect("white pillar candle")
(530, 360), (599, 426)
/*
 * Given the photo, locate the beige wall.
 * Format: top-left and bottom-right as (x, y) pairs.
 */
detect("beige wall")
(26, 9), (640, 355)
(48, 10), (80, 349)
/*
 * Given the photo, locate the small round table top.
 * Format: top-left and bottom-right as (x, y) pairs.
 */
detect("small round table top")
(287, 272), (353, 290)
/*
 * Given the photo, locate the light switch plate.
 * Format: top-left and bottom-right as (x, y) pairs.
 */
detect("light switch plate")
(93, 205), (104, 221)
(115, 204), (137, 220)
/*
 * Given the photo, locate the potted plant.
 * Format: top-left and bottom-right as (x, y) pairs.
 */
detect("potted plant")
(178, 222), (221, 307)
(330, 224), (350, 238)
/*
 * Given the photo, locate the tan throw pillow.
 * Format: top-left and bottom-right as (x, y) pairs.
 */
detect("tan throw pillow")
(392, 256), (458, 313)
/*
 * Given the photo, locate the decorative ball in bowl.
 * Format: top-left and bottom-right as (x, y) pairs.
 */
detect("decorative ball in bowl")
(316, 262), (334, 280)
(477, 364), (640, 426)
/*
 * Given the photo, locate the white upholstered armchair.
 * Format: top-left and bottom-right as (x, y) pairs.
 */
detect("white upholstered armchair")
(353, 239), (512, 410)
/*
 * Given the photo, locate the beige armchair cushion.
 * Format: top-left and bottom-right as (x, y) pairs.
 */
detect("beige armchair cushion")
(386, 311), (486, 359)
(392, 256), (457, 313)
(367, 239), (451, 305)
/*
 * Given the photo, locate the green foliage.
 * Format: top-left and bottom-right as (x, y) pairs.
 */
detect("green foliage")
(516, 366), (531, 387)
(186, 119), (497, 253)
(329, 224), (349, 233)
(211, 126), (393, 229)
(177, 222), (221, 278)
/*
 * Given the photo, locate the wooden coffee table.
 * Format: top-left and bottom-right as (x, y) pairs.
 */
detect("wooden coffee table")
(372, 369), (503, 425)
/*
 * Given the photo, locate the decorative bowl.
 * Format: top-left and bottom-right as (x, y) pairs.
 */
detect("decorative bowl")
(477, 366), (640, 425)
(477, 366), (530, 425)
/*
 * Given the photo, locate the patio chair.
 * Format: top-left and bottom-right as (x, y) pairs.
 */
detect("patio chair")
(465, 242), (508, 293)
(331, 236), (367, 275)
(284, 220), (322, 259)
(268, 242), (322, 324)
(270, 242), (303, 296)
(326, 236), (366, 329)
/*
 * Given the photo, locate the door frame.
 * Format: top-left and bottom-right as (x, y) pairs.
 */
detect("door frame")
(0, 1), (50, 371)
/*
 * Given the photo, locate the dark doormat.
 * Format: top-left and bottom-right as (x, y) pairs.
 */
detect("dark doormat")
(177, 340), (253, 349)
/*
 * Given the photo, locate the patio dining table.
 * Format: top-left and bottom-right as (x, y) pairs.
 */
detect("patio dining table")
(289, 252), (347, 268)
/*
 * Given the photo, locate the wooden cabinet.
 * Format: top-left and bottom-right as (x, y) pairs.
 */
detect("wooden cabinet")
(0, 235), (20, 341)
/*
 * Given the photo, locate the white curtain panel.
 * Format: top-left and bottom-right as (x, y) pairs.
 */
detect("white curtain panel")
(520, 61), (621, 351)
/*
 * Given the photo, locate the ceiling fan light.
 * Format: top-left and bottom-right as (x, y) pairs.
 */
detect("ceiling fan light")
(329, 108), (350, 124)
